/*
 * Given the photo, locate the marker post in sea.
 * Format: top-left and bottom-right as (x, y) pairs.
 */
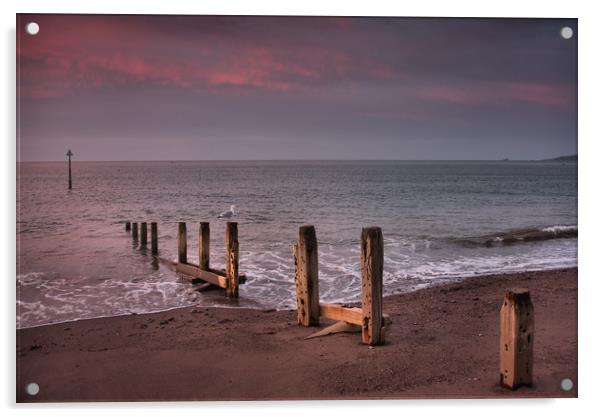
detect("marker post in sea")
(66, 149), (73, 190)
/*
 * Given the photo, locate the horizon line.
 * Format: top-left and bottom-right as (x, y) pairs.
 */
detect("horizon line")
(16, 157), (577, 163)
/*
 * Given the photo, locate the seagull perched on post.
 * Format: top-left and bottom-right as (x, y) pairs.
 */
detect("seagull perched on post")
(218, 205), (236, 219)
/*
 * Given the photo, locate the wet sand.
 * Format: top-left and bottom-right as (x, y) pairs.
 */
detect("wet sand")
(16, 268), (577, 402)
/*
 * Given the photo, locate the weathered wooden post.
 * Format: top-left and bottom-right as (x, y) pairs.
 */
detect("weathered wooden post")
(178, 222), (187, 263)
(125, 221), (131, 232)
(225, 222), (239, 298)
(360, 227), (384, 346)
(132, 222), (138, 240)
(199, 222), (210, 271)
(151, 222), (158, 255)
(140, 222), (148, 247)
(66, 149), (73, 190)
(293, 225), (320, 327)
(500, 289), (534, 389)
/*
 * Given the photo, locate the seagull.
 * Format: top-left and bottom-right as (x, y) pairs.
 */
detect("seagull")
(218, 205), (236, 219)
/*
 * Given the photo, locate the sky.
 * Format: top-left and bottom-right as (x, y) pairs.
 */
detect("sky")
(17, 14), (577, 161)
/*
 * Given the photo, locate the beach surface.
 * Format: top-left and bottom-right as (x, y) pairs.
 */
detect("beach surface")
(16, 268), (577, 402)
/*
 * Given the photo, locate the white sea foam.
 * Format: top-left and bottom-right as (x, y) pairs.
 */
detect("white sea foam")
(17, 234), (577, 329)
(17, 271), (47, 285)
(541, 225), (577, 234)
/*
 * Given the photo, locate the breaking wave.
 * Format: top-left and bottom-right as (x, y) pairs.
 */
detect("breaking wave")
(453, 225), (577, 247)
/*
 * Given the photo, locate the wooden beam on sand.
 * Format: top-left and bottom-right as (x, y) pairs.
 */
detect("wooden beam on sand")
(175, 262), (227, 288)
(500, 289), (534, 390)
(199, 222), (210, 271)
(306, 313), (392, 341)
(132, 222), (138, 240)
(225, 222), (239, 298)
(305, 321), (361, 340)
(178, 222), (187, 264)
(360, 227), (385, 346)
(293, 225), (320, 327)
(125, 221), (131, 232)
(319, 303), (363, 326)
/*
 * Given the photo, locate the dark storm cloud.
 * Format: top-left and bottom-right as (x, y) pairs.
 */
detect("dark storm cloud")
(17, 14), (577, 160)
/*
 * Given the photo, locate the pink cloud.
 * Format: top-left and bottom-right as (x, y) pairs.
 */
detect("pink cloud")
(418, 81), (574, 110)
(17, 15), (399, 99)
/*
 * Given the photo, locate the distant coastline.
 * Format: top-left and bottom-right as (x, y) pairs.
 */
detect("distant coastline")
(540, 154), (578, 162)
(499, 154), (577, 163)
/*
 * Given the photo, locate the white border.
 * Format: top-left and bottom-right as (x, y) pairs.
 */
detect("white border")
(3, 1), (601, 416)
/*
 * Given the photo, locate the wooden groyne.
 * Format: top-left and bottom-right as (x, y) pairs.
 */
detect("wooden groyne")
(293, 225), (390, 346)
(123, 220), (542, 389)
(125, 220), (246, 298)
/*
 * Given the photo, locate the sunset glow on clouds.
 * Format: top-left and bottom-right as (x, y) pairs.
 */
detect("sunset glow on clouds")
(17, 14), (577, 160)
(18, 15), (401, 97)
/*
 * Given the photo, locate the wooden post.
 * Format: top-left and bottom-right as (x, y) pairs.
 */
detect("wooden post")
(140, 222), (148, 247)
(151, 222), (158, 255)
(294, 225), (320, 327)
(361, 227), (384, 346)
(500, 289), (534, 389)
(199, 222), (210, 271)
(125, 221), (131, 232)
(178, 222), (187, 264)
(225, 222), (239, 298)
(132, 222), (138, 240)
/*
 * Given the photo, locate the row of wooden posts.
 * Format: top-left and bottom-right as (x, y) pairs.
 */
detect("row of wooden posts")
(125, 220), (242, 298)
(175, 221), (242, 298)
(123, 221), (534, 390)
(126, 221), (159, 254)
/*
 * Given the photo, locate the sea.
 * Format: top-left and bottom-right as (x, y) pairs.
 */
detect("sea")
(16, 160), (577, 328)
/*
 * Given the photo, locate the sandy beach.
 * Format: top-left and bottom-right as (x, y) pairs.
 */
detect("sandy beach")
(16, 267), (577, 402)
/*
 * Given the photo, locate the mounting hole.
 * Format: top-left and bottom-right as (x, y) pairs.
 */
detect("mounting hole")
(25, 22), (40, 36)
(560, 26), (573, 40)
(26, 382), (40, 396)
(560, 378), (574, 391)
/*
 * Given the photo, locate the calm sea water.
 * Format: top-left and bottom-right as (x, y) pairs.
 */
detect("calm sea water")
(17, 161), (577, 328)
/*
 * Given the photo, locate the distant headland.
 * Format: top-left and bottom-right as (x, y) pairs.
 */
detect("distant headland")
(502, 155), (577, 162)
(541, 154), (578, 162)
